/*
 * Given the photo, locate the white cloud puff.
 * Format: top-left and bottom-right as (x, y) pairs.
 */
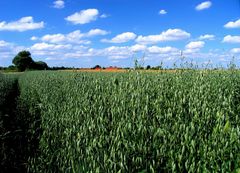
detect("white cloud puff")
(230, 48), (240, 54)
(148, 46), (178, 54)
(53, 0), (65, 9)
(33, 29), (108, 44)
(101, 32), (137, 43)
(224, 19), (240, 29)
(103, 46), (132, 60)
(0, 16), (44, 32)
(136, 29), (190, 45)
(0, 40), (26, 62)
(100, 14), (109, 18)
(31, 42), (72, 51)
(222, 35), (240, 43)
(185, 41), (205, 49)
(195, 1), (212, 11)
(130, 44), (147, 52)
(65, 9), (99, 24)
(199, 34), (215, 40)
(159, 10), (167, 15)
(30, 36), (38, 41)
(0, 40), (11, 47)
(86, 29), (109, 37)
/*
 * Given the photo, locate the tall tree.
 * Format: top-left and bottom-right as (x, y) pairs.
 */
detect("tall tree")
(12, 51), (34, 71)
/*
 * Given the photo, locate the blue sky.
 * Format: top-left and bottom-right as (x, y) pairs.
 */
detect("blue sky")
(0, 0), (240, 68)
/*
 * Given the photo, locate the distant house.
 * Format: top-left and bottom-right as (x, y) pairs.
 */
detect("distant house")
(106, 66), (119, 70)
(94, 67), (101, 70)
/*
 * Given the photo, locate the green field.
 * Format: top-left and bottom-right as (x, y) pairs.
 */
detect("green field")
(1, 70), (240, 172)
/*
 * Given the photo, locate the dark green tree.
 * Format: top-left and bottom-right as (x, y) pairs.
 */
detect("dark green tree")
(12, 51), (34, 71)
(146, 65), (151, 70)
(92, 65), (101, 69)
(33, 61), (48, 70)
(7, 65), (17, 71)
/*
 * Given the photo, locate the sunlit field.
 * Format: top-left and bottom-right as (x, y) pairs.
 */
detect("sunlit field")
(1, 70), (240, 172)
(1, 0), (240, 172)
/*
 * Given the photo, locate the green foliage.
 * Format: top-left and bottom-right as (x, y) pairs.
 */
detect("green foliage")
(0, 74), (19, 110)
(12, 50), (48, 71)
(8, 65), (17, 71)
(146, 65), (151, 70)
(33, 61), (48, 70)
(0, 74), (27, 172)
(16, 70), (240, 172)
(13, 51), (34, 71)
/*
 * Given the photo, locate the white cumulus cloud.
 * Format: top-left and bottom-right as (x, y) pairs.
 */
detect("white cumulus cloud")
(101, 32), (137, 43)
(0, 40), (26, 61)
(185, 41), (205, 49)
(86, 29), (109, 37)
(148, 46), (178, 54)
(30, 36), (38, 41)
(65, 9), (99, 24)
(199, 34), (215, 40)
(0, 40), (11, 47)
(136, 29), (190, 45)
(130, 44), (147, 52)
(195, 1), (212, 11)
(0, 16), (44, 32)
(35, 29), (108, 44)
(31, 42), (72, 51)
(103, 46), (132, 59)
(159, 10), (167, 15)
(100, 14), (109, 18)
(53, 0), (65, 9)
(222, 35), (240, 43)
(224, 19), (240, 29)
(230, 48), (240, 54)
(42, 34), (66, 43)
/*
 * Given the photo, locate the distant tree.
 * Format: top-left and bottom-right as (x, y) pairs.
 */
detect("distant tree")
(124, 67), (131, 69)
(7, 65), (17, 71)
(146, 65), (151, 70)
(12, 51), (48, 71)
(92, 65), (101, 69)
(12, 51), (34, 71)
(50, 66), (69, 70)
(33, 61), (48, 70)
